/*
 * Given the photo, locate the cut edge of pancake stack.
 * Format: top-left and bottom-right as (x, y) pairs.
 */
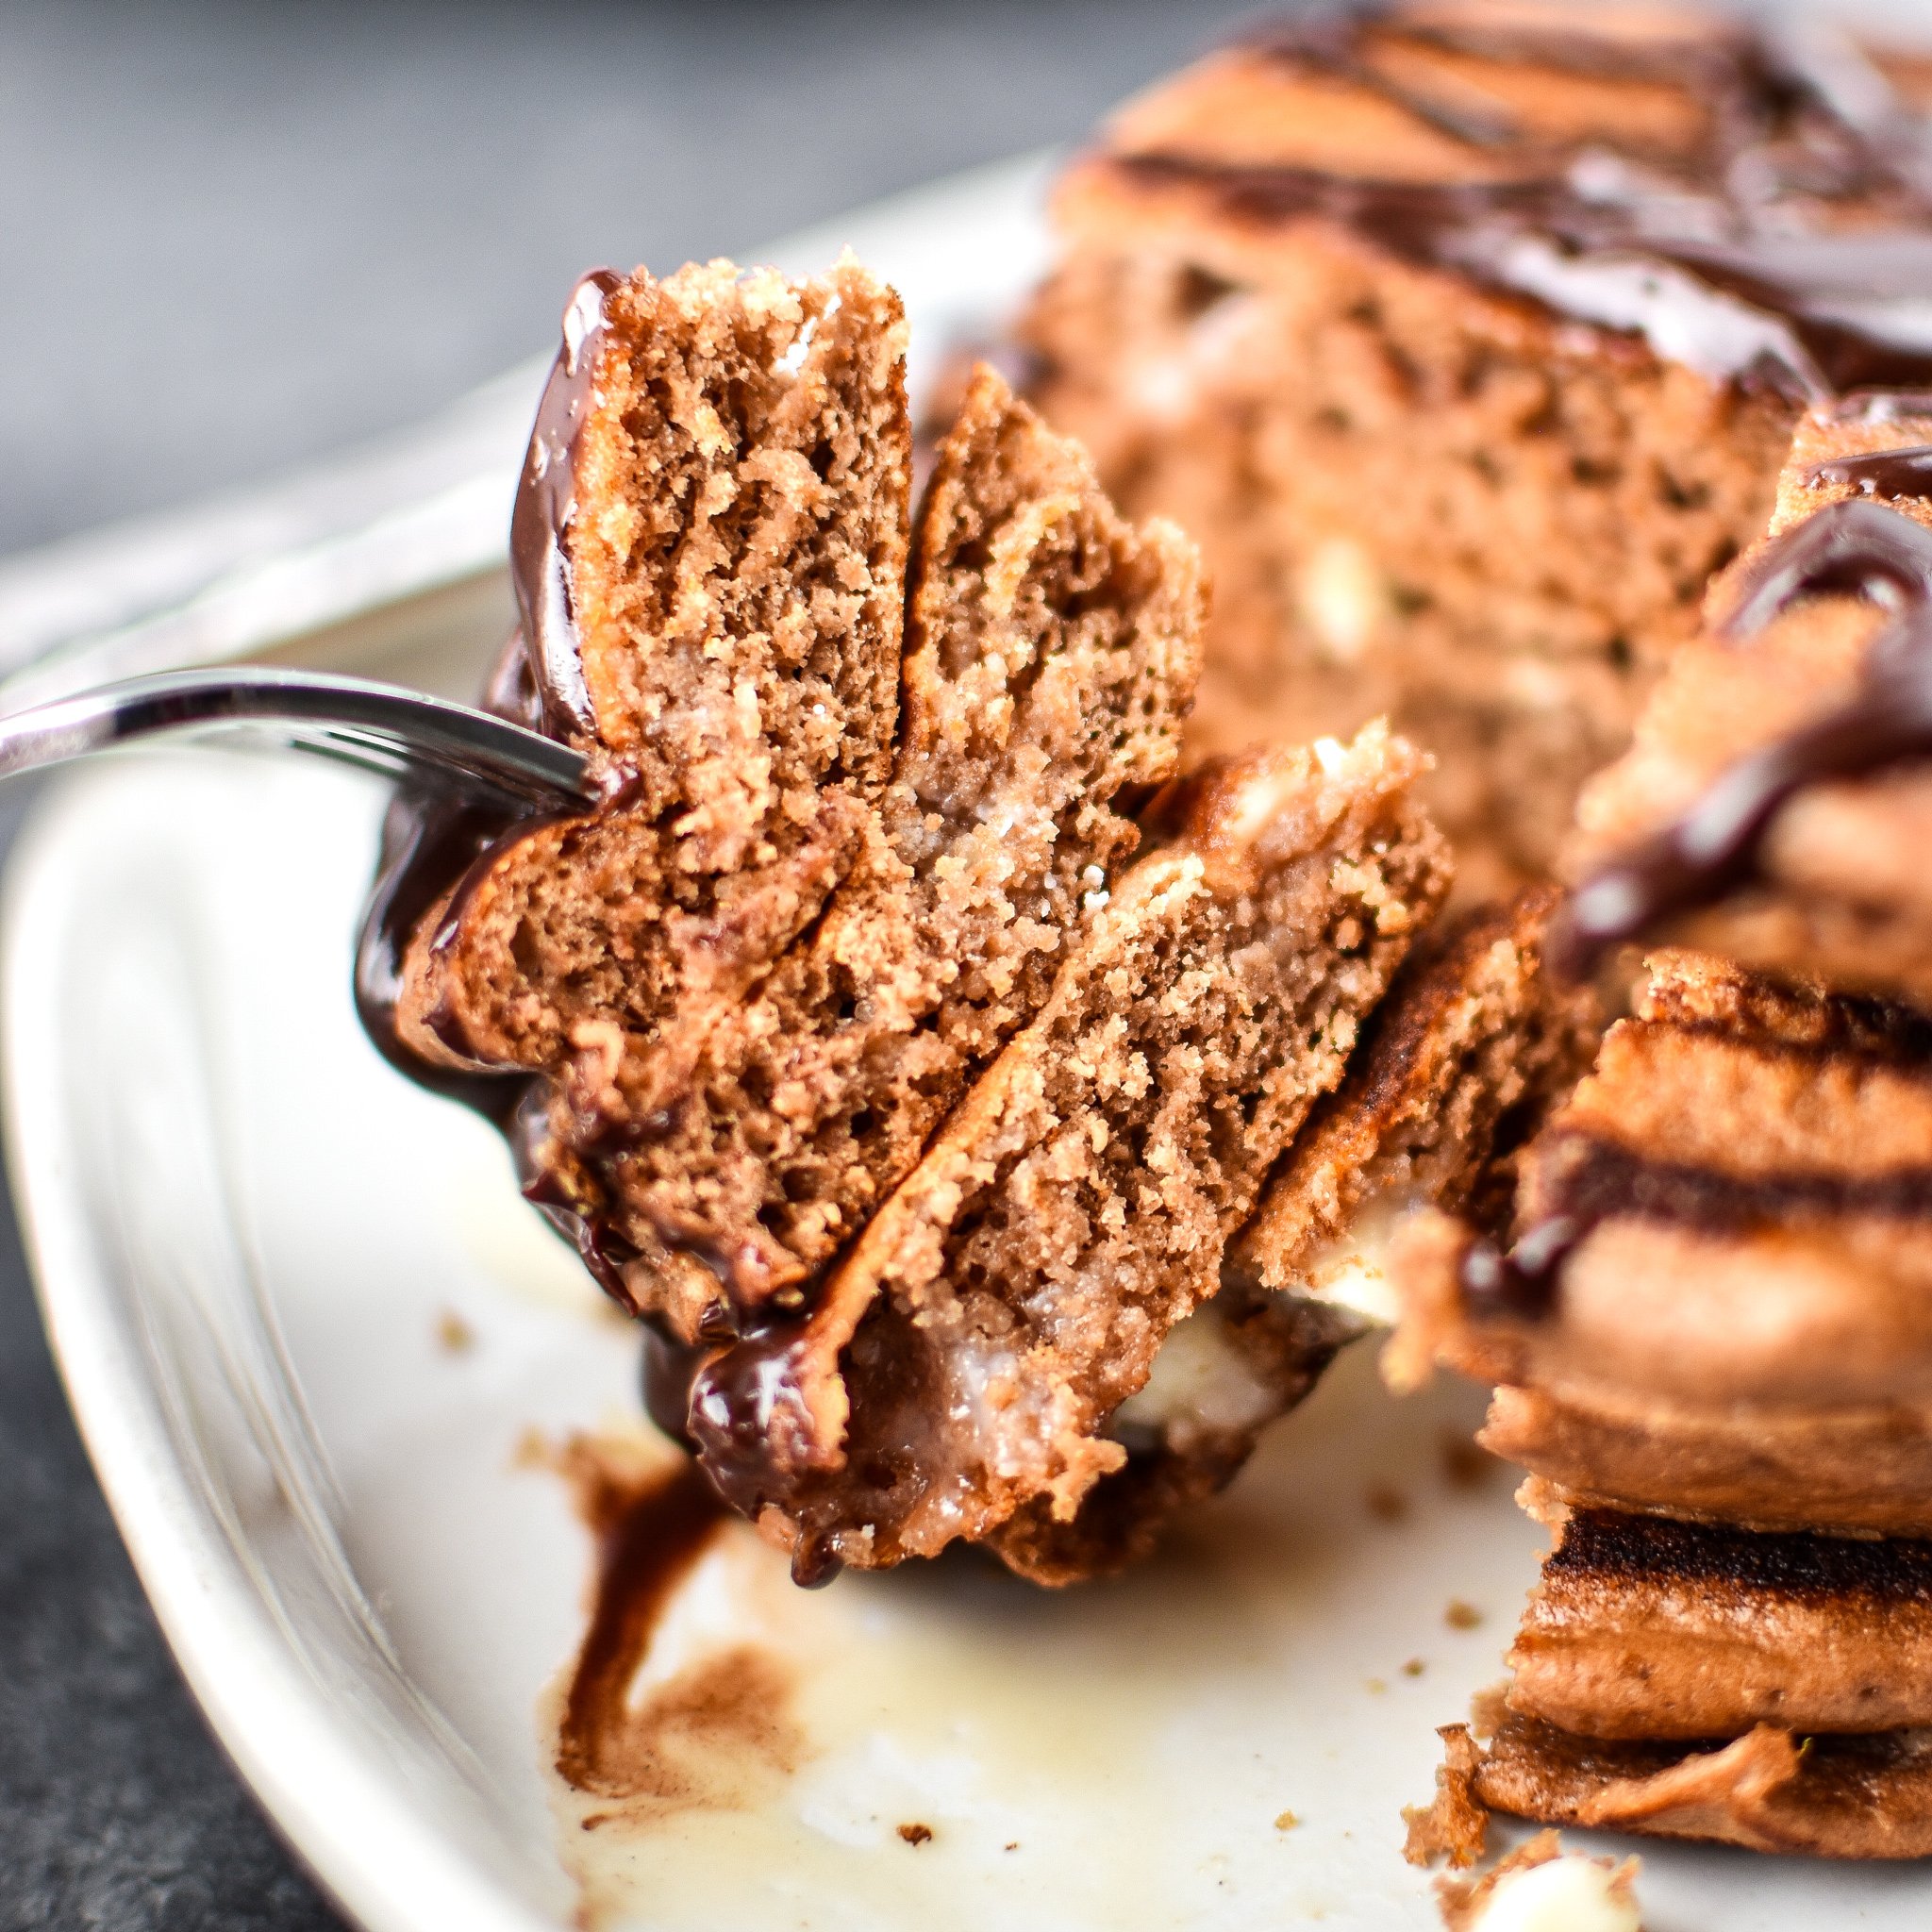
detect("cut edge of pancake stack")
(366, 248), (1624, 1588)
(1393, 401), (1932, 1863)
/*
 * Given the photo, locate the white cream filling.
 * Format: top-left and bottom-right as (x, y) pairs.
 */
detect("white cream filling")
(1114, 1189), (1425, 1444)
(1296, 1186), (1429, 1327)
(1112, 1307), (1284, 1442)
(1470, 1853), (1641, 1932)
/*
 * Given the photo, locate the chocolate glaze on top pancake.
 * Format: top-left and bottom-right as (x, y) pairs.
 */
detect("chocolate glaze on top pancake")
(1104, 8), (1932, 404)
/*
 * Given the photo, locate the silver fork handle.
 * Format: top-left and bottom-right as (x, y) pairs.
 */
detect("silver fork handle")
(0, 667), (595, 808)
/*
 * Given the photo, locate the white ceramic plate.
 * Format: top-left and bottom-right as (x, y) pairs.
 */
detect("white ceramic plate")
(11, 159), (1932, 1932)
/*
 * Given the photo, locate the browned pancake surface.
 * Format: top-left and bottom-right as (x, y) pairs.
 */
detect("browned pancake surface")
(1510, 1506), (1932, 1739)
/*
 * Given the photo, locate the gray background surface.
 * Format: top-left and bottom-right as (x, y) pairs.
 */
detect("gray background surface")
(0, 4), (1259, 1926)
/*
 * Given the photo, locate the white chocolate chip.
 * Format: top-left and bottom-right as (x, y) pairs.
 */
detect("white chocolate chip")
(1299, 537), (1390, 663)
(1469, 1854), (1641, 1932)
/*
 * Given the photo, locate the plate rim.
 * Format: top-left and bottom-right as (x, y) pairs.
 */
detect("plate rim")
(2, 766), (563, 1932)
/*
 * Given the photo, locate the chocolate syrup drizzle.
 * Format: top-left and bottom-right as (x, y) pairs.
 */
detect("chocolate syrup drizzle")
(1171, 10), (1932, 1320)
(362, 25), (1932, 1432)
(508, 269), (620, 740)
(356, 265), (624, 1078)
(1806, 443), (1932, 506)
(1477, 491), (1932, 1318)
(1124, 11), (1932, 403)
(1558, 495), (1932, 977)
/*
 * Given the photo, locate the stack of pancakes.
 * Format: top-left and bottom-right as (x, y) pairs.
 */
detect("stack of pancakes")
(1394, 404), (1932, 1858)
(1015, 0), (1932, 891)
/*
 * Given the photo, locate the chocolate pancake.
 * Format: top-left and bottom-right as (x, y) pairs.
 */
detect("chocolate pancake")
(1389, 949), (1932, 1420)
(366, 260), (1460, 1582)
(1469, 1711), (1932, 1859)
(389, 258), (910, 1083)
(1231, 885), (1599, 1315)
(1482, 1381), (1932, 1541)
(1509, 1502), (1932, 1740)
(542, 366), (1204, 1327)
(673, 728), (1451, 1581)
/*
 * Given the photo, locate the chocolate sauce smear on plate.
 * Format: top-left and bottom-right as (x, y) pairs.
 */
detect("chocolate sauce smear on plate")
(557, 1456), (729, 1797)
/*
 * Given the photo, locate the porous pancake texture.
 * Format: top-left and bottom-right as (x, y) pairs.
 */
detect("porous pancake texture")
(394, 257), (911, 1075)
(686, 730), (1450, 1580)
(553, 366), (1205, 1320)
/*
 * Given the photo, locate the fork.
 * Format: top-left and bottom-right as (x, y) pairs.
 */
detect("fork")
(0, 666), (594, 809)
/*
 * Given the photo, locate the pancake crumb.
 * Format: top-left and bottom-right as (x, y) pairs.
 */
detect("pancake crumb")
(1403, 1724), (1488, 1870)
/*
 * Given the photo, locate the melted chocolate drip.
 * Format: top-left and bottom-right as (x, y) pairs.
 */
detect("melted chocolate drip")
(1558, 498), (1932, 977)
(641, 1329), (705, 1450)
(511, 1113), (644, 1311)
(509, 268), (622, 739)
(641, 1321), (843, 1587)
(684, 1322), (843, 1588)
(1719, 497), (1932, 636)
(353, 631), (553, 1119)
(1457, 1212), (1587, 1320)
(1243, 10), (1521, 150)
(353, 266), (858, 1578)
(1123, 13), (1932, 403)
(354, 268), (625, 1089)
(352, 629), (587, 1117)
(1806, 443), (1932, 505)
(353, 787), (530, 1121)
(1456, 973), (1932, 1320)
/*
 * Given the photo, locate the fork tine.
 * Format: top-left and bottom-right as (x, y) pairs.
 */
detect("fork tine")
(0, 667), (595, 808)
